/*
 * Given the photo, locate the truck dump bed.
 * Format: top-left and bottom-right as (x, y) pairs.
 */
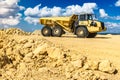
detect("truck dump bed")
(40, 15), (78, 32)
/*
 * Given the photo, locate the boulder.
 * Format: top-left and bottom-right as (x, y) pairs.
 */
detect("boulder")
(98, 60), (116, 74)
(71, 53), (87, 61)
(19, 39), (28, 44)
(29, 39), (34, 43)
(19, 62), (27, 70)
(33, 43), (49, 56)
(65, 63), (75, 73)
(23, 43), (33, 48)
(24, 52), (33, 63)
(48, 47), (63, 59)
(6, 48), (13, 56)
(71, 59), (83, 68)
(25, 52), (33, 58)
(83, 60), (99, 70)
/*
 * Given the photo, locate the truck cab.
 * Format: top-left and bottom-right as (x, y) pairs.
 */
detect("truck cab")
(74, 14), (106, 38)
(78, 14), (106, 31)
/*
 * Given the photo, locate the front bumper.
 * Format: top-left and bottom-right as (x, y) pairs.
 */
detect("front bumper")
(100, 26), (107, 32)
(88, 26), (107, 33)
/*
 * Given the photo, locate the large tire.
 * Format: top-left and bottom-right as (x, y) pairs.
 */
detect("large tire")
(41, 26), (51, 36)
(87, 33), (97, 38)
(52, 26), (62, 37)
(76, 27), (89, 38)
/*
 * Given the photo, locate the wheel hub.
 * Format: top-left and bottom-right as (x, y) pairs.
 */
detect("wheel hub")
(54, 29), (59, 34)
(44, 29), (48, 34)
(78, 30), (84, 35)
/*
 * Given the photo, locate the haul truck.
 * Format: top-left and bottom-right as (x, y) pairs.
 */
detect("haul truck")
(40, 14), (106, 38)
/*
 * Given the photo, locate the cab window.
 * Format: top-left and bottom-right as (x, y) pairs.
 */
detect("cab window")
(87, 14), (93, 20)
(79, 15), (86, 21)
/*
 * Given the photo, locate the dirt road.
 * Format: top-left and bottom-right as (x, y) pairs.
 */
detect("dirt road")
(44, 34), (120, 69)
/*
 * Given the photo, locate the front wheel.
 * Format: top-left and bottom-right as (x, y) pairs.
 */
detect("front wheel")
(76, 27), (89, 38)
(41, 26), (52, 36)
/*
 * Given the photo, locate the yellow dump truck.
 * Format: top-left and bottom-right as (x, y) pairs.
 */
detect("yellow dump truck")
(40, 14), (106, 38)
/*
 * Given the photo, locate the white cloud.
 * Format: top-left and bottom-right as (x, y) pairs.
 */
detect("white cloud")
(39, 6), (62, 17)
(0, 0), (24, 27)
(24, 17), (39, 25)
(19, 6), (25, 10)
(24, 4), (62, 17)
(0, 16), (20, 26)
(0, 13), (22, 27)
(24, 3), (97, 24)
(99, 8), (120, 20)
(24, 5), (63, 24)
(81, 3), (97, 13)
(0, 0), (20, 17)
(24, 4), (41, 17)
(115, 16), (120, 20)
(63, 3), (97, 16)
(111, 16), (120, 20)
(105, 22), (120, 28)
(63, 5), (81, 16)
(99, 9), (120, 20)
(99, 9), (108, 18)
(115, 0), (120, 6)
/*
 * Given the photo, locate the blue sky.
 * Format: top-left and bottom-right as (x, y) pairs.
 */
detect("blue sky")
(0, 0), (120, 33)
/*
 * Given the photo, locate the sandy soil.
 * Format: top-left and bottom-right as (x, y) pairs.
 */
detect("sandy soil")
(1, 28), (120, 80)
(44, 34), (120, 70)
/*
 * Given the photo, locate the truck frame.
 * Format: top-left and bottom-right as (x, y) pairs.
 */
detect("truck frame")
(40, 14), (106, 38)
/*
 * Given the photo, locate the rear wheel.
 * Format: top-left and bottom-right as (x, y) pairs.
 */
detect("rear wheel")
(52, 26), (63, 37)
(76, 27), (89, 38)
(87, 33), (97, 38)
(41, 26), (52, 36)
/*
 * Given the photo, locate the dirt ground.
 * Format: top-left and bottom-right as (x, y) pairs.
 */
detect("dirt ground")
(44, 34), (120, 78)
(12, 34), (120, 79)
(0, 28), (120, 80)
(44, 34), (120, 67)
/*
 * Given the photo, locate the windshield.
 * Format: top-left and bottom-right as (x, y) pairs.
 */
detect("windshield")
(88, 14), (97, 20)
(79, 14), (97, 21)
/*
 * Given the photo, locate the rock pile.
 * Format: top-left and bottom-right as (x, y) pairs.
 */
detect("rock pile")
(31, 30), (41, 35)
(0, 28), (117, 80)
(0, 28), (30, 35)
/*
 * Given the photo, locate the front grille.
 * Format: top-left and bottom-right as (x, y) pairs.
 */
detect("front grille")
(101, 22), (105, 29)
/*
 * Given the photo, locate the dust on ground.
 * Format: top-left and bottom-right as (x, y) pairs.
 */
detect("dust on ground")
(0, 28), (119, 80)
